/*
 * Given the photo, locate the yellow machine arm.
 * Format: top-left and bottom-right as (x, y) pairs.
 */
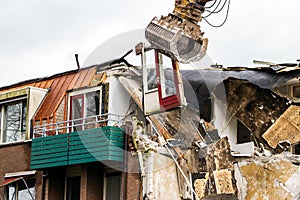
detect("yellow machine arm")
(145, 0), (212, 63)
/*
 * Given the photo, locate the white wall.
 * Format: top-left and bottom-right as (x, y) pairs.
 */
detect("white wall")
(107, 76), (131, 123)
(27, 87), (48, 139)
(28, 87), (48, 121)
(213, 100), (237, 146)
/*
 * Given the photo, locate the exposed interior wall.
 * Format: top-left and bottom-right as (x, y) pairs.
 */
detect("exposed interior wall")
(144, 152), (181, 199)
(213, 100), (237, 145)
(28, 87), (48, 138)
(107, 77), (131, 124)
(28, 87), (48, 122)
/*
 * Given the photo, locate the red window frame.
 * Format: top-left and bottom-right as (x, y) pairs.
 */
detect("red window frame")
(155, 50), (182, 111)
(69, 94), (84, 132)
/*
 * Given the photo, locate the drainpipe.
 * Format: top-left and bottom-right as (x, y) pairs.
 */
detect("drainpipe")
(123, 124), (129, 200)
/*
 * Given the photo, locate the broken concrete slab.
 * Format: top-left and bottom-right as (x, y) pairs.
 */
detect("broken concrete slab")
(237, 156), (300, 200)
(213, 169), (235, 194)
(205, 137), (238, 197)
(214, 77), (290, 140)
(231, 142), (254, 157)
(194, 174), (208, 199)
(262, 105), (300, 149)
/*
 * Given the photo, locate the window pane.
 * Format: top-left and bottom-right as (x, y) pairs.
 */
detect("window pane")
(277, 85), (288, 96)
(4, 103), (21, 142)
(18, 179), (36, 200)
(71, 95), (84, 131)
(7, 185), (16, 200)
(86, 91), (100, 117)
(22, 101), (27, 133)
(159, 53), (176, 98)
(145, 51), (158, 91)
(293, 86), (300, 98)
(105, 174), (121, 200)
(66, 177), (80, 200)
(71, 96), (83, 119)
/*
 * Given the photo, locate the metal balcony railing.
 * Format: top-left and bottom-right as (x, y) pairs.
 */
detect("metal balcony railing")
(33, 113), (124, 138)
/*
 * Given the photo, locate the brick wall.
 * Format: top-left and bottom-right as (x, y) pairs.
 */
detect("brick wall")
(55, 98), (66, 125)
(81, 163), (104, 200)
(124, 155), (141, 200)
(0, 142), (43, 200)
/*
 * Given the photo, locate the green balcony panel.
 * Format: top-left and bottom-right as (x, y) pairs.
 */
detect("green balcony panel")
(30, 126), (124, 169)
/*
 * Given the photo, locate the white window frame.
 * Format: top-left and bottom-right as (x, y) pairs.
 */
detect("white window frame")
(67, 86), (103, 121)
(0, 96), (27, 144)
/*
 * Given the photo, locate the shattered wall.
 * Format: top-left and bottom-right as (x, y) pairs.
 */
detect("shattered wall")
(236, 154), (300, 199)
(179, 137), (238, 199)
(214, 77), (289, 140)
(143, 152), (181, 199)
(263, 105), (300, 149)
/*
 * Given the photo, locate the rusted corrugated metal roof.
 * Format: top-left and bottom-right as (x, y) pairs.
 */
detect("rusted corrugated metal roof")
(0, 67), (100, 121)
(34, 67), (97, 120)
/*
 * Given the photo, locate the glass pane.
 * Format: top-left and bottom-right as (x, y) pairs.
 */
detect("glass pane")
(18, 179), (36, 200)
(86, 91), (100, 117)
(101, 86), (106, 115)
(159, 53), (176, 98)
(4, 103), (21, 142)
(66, 177), (80, 200)
(71, 95), (84, 131)
(105, 174), (121, 200)
(71, 97), (83, 119)
(7, 185), (16, 200)
(293, 86), (300, 98)
(277, 85), (288, 96)
(21, 101), (27, 140)
(145, 50), (158, 91)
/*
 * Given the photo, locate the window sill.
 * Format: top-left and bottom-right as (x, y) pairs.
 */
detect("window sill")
(0, 139), (32, 148)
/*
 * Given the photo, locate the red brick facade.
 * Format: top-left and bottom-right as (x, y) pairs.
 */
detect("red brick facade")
(0, 142), (43, 200)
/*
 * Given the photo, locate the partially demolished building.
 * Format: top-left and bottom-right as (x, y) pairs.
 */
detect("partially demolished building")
(0, 47), (300, 200)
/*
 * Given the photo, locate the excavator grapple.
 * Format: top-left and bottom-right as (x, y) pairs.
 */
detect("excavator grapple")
(145, 0), (212, 63)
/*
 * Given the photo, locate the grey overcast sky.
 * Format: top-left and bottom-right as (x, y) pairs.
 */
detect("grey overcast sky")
(0, 0), (300, 87)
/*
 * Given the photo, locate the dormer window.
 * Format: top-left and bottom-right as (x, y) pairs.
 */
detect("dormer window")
(0, 98), (27, 143)
(68, 86), (105, 132)
(0, 87), (47, 144)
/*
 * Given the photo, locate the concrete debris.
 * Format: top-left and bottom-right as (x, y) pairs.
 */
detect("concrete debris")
(263, 105), (300, 149)
(236, 154), (300, 200)
(214, 77), (289, 140)
(205, 137), (237, 197)
(194, 174), (208, 199)
(231, 142), (254, 157)
(120, 63), (300, 200)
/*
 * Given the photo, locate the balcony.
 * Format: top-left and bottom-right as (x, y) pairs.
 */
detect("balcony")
(30, 114), (125, 169)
